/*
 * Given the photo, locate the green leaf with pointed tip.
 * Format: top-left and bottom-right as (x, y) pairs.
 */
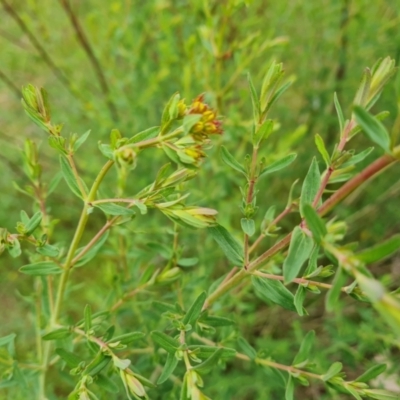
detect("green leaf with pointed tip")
(322, 362), (343, 381)
(24, 211), (42, 235)
(95, 203), (136, 217)
(300, 158), (320, 215)
(237, 337), (257, 360)
(341, 147), (374, 168)
(248, 72), (260, 123)
(108, 332), (145, 345)
(42, 328), (71, 341)
(20, 261), (62, 276)
(241, 218), (255, 236)
(0, 333), (16, 347)
(356, 234), (400, 264)
(59, 155), (88, 198)
(283, 227), (314, 283)
(208, 225), (244, 266)
(55, 348), (81, 368)
(220, 146), (246, 175)
(73, 130), (91, 151)
(182, 292), (206, 327)
(293, 331), (315, 367)
(192, 348), (225, 374)
(252, 276), (297, 312)
(353, 106), (391, 153)
(302, 204), (327, 243)
(355, 364), (386, 383)
(363, 389), (400, 400)
(200, 315), (235, 327)
(285, 375), (294, 400)
(260, 153), (297, 177)
(314, 134), (330, 166)
(334, 93), (345, 133)
(127, 126), (160, 144)
(294, 285), (307, 316)
(157, 352), (179, 384)
(151, 331), (180, 354)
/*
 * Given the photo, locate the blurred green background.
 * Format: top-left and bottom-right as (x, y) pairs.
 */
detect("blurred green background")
(1, 0), (400, 398)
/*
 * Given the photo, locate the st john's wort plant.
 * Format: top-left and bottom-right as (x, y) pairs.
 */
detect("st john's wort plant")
(0, 57), (400, 399)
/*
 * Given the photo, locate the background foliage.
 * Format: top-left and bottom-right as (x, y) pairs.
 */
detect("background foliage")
(1, 0), (400, 399)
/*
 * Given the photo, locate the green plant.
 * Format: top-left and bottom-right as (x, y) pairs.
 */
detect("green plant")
(1, 55), (400, 400)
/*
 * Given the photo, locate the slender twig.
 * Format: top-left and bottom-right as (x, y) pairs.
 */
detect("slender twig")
(58, 0), (119, 122)
(252, 270), (350, 292)
(1, 0), (73, 94)
(204, 146), (400, 309)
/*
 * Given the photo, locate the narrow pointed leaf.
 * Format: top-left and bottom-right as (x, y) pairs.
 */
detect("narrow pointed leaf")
(220, 146), (246, 175)
(283, 227), (314, 283)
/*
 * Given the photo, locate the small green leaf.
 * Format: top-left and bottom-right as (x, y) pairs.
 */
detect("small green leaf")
(7, 238), (21, 258)
(95, 203), (136, 217)
(314, 134), (330, 166)
(293, 331), (315, 367)
(302, 204), (327, 243)
(237, 337), (257, 360)
(192, 348), (225, 374)
(20, 261), (62, 276)
(322, 362), (343, 381)
(248, 72), (260, 123)
(187, 345), (236, 360)
(157, 352), (179, 384)
(241, 218), (255, 237)
(325, 267), (346, 312)
(150, 331), (180, 354)
(353, 106), (391, 153)
(127, 126), (160, 144)
(285, 374), (294, 400)
(177, 257), (199, 267)
(252, 276), (297, 312)
(260, 153), (297, 177)
(220, 146), (246, 175)
(182, 292), (207, 327)
(85, 353), (111, 376)
(283, 227), (314, 283)
(108, 332), (145, 345)
(208, 224), (244, 266)
(300, 157), (320, 214)
(42, 328), (71, 341)
(333, 92), (345, 133)
(73, 130), (91, 151)
(24, 211), (42, 235)
(98, 143), (115, 160)
(252, 119), (274, 146)
(0, 333), (16, 347)
(341, 147), (374, 168)
(55, 348), (81, 368)
(356, 234), (400, 264)
(355, 364), (386, 383)
(294, 285), (307, 316)
(36, 244), (59, 258)
(59, 156), (86, 198)
(363, 389), (400, 400)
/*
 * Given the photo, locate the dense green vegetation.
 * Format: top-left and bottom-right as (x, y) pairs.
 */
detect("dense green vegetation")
(1, 1), (400, 399)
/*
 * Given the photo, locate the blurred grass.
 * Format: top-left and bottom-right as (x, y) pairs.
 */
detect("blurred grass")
(1, 0), (400, 398)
